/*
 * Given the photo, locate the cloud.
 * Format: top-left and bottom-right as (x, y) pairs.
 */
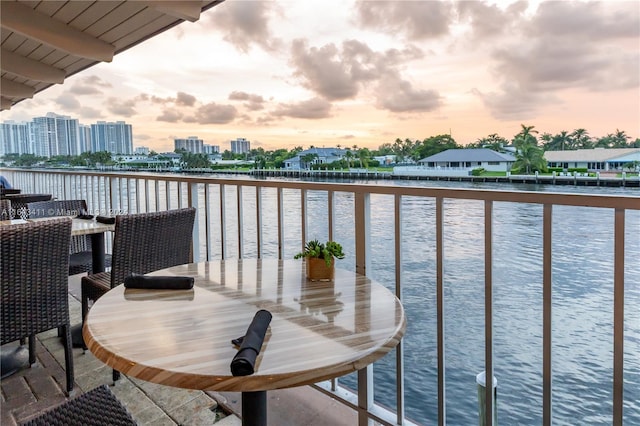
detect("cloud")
(228, 91), (266, 111)
(54, 93), (81, 111)
(376, 74), (442, 113)
(478, 1), (640, 118)
(157, 109), (183, 123)
(106, 97), (137, 116)
(456, 1), (525, 39)
(176, 92), (197, 107)
(291, 38), (436, 113)
(291, 39), (361, 100)
(355, 0), (454, 40)
(272, 97), (332, 119)
(529, 1), (639, 39)
(68, 75), (112, 95)
(207, 1), (282, 53)
(78, 106), (103, 119)
(471, 85), (554, 120)
(194, 102), (237, 124)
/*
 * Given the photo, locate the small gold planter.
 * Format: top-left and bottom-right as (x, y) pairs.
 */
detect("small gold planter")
(305, 257), (335, 281)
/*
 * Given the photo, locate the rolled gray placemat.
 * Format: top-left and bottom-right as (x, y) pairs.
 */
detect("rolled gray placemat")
(230, 309), (272, 376)
(124, 274), (194, 289)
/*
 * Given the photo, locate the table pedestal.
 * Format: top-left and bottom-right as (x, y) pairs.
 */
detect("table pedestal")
(242, 391), (266, 426)
(71, 232), (107, 349)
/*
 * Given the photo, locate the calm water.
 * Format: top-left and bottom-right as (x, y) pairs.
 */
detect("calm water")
(46, 174), (640, 424)
(285, 179), (640, 425)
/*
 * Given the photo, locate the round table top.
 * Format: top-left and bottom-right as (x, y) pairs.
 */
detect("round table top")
(83, 259), (406, 392)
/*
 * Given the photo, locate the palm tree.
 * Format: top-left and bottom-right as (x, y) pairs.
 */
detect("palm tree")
(358, 148), (371, 168)
(344, 150), (353, 167)
(301, 153), (318, 170)
(554, 130), (572, 151)
(514, 124), (539, 147)
(511, 141), (547, 174)
(612, 129), (630, 148)
(571, 128), (592, 149)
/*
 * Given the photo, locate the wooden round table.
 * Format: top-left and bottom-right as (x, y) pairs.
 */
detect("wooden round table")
(83, 259), (406, 425)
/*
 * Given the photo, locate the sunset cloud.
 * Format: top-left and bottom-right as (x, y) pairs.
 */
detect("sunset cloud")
(354, 1), (454, 40)
(478, 1), (640, 118)
(193, 102), (237, 124)
(68, 75), (112, 95)
(2, 0), (637, 152)
(206, 1), (282, 53)
(272, 97), (332, 119)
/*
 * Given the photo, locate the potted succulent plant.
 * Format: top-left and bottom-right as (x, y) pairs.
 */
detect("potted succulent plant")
(294, 239), (345, 281)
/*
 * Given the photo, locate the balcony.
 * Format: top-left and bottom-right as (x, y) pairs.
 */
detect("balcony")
(2, 168), (639, 425)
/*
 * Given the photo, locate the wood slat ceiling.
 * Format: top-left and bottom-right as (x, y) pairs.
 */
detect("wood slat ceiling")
(0, 0), (224, 111)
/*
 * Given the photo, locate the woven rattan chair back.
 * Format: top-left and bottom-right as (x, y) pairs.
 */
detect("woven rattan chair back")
(81, 208), (195, 381)
(0, 218), (75, 393)
(26, 199), (108, 275)
(28, 199), (91, 252)
(0, 199), (12, 220)
(4, 194), (52, 218)
(20, 384), (136, 426)
(109, 207), (196, 289)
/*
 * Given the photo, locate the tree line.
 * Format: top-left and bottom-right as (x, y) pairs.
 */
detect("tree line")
(2, 125), (638, 174)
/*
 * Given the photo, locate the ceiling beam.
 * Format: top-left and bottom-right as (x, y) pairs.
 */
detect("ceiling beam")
(143, 1), (203, 22)
(0, 78), (36, 98)
(0, 1), (115, 62)
(1, 97), (13, 110)
(1, 48), (66, 84)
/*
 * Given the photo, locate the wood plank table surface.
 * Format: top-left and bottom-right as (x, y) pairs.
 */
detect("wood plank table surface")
(83, 259), (406, 425)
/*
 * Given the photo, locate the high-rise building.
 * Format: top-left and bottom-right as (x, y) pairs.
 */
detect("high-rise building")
(230, 137), (250, 154)
(0, 121), (29, 156)
(91, 121), (133, 154)
(28, 113), (81, 157)
(134, 146), (150, 155)
(79, 124), (92, 153)
(203, 144), (220, 154)
(175, 136), (204, 153)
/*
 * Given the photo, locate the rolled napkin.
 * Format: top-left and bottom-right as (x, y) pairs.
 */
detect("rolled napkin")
(76, 213), (94, 220)
(124, 274), (194, 290)
(96, 215), (115, 224)
(230, 309), (272, 376)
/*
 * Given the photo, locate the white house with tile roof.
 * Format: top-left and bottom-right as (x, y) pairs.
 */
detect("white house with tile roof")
(545, 148), (640, 172)
(394, 148), (516, 177)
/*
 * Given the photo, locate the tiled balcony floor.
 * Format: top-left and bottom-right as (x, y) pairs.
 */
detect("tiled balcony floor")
(1, 274), (358, 425)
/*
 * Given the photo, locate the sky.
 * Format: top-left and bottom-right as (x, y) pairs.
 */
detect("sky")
(2, 0), (639, 153)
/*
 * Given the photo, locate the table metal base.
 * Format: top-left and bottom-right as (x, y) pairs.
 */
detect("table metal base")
(1, 345), (30, 379)
(242, 391), (266, 426)
(70, 323), (85, 348)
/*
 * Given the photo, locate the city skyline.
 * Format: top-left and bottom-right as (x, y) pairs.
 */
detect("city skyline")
(1, 1), (638, 152)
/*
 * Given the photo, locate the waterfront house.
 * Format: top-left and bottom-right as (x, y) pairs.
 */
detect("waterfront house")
(284, 147), (346, 170)
(394, 148), (516, 177)
(545, 147), (640, 172)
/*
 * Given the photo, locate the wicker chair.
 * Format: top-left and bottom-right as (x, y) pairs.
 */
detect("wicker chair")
(3, 194), (52, 218)
(81, 208), (196, 381)
(20, 384), (136, 426)
(0, 199), (12, 220)
(1, 218), (74, 393)
(27, 199), (113, 275)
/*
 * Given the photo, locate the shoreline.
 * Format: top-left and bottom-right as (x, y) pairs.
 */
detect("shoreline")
(210, 168), (640, 188)
(5, 166), (639, 188)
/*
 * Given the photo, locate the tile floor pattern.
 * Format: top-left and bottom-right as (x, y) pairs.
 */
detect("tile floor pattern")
(1, 275), (358, 426)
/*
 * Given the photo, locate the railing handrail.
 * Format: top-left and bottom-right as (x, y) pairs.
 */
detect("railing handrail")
(3, 168), (638, 209)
